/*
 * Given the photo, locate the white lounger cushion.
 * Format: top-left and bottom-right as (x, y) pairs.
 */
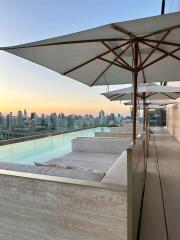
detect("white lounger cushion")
(35, 161), (105, 173)
(47, 152), (119, 172)
(101, 151), (127, 186)
(72, 137), (131, 154)
(0, 162), (105, 182)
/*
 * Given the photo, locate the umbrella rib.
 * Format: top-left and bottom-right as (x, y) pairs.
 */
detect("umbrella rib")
(99, 42), (132, 71)
(139, 38), (180, 48)
(146, 92), (157, 98)
(137, 44), (146, 83)
(63, 41), (130, 75)
(140, 40), (180, 61)
(139, 30), (171, 68)
(110, 93), (126, 101)
(108, 94), (120, 99)
(91, 39), (137, 86)
(111, 24), (136, 38)
(101, 41), (132, 69)
(115, 42), (132, 66)
(109, 92), (143, 101)
(90, 64), (113, 87)
(99, 57), (132, 71)
(140, 46), (180, 70)
(141, 24), (180, 38)
(130, 37), (135, 68)
(90, 53), (122, 87)
(137, 93), (143, 98)
(161, 92), (177, 100)
(110, 96), (120, 101)
(0, 38), (128, 51)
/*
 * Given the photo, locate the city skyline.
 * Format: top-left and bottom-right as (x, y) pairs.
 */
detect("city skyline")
(0, 108), (130, 119)
(0, 109), (133, 140)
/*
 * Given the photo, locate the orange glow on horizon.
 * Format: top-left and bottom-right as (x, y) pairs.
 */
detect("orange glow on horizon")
(0, 62), (130, 116)
(0, 97), (130, 116)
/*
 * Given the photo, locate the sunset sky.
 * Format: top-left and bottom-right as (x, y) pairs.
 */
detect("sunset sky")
(0, 0), (178, 116)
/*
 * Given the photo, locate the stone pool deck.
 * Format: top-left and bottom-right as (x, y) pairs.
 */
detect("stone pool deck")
(140, 129), (180, 240)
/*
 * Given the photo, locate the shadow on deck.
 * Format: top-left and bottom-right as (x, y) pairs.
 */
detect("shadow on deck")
(140, 129), (180, 240)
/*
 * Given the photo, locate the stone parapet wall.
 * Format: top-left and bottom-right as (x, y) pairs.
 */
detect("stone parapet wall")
(0, 170), (127, 240)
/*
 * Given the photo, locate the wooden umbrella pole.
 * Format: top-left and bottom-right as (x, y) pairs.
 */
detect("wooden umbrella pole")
(143, 94), (146, 132)
(145, 105), (149, 157)
(144, 96), (149, 157)
(132, 40), (138, 142)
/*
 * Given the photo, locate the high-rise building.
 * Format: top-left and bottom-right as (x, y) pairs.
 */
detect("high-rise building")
(41, 114), (46, 126)
(7, 113), (13, 131)
(51, 113), (57, 129)
(24, 109), (27, 119)
(31, 112), (35, 119)
(16, 111), (24, 128)
(29, 119), (36, 131)
(99, 110), (106, 126)
(0, 113), (5, 129)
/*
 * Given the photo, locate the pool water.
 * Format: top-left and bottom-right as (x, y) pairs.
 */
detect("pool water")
(0, 127), (110, 164)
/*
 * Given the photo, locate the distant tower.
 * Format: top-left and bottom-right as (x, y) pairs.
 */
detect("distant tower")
(51, 113), (57, 129)
(41, 114), (46, 126)
(24, 109), (27, 119)
(30, 119), (36, 132)
(0, 113), (4, 129)
(46, 117), (52, 130)
(99, 110), (105, 126)
(7, 114), (12, 131)
(7, 112), (15, 131)
(31, 112), (37, 120)
(16, 111), (24, 128)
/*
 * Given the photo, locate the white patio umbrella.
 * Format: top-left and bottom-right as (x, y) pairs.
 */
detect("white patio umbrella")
(124, 99), (178, 106)
(102, 83), (180, 131)
(124, 100), (178, 121)
(1, 11), (180, 140)
(125, 102), (168, 109)
(142, 105), (165, 109)
(102, 83), (180, 101)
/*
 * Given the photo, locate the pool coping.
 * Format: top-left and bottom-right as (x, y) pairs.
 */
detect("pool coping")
(0, 169), (125, 192)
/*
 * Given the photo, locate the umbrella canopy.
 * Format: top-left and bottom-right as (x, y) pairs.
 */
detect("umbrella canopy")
(124, 99), (178, 106)
(135, 104), (165, 109)
(124, 100), (176, 109)
(1, 12), (180, 87)
(102, 83), (180, 101)
(142, 105), (165, 109)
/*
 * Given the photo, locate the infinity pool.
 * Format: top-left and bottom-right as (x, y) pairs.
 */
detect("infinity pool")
(0, 127), (110, 164)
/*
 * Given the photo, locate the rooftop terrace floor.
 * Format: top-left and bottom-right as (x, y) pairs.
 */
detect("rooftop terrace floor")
(140, 128), (180, 240)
